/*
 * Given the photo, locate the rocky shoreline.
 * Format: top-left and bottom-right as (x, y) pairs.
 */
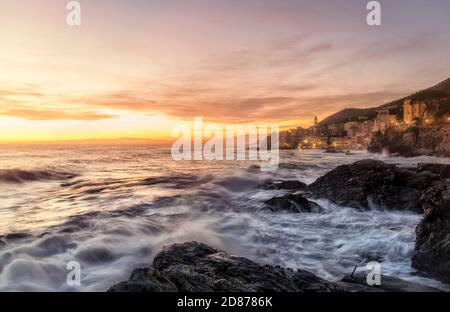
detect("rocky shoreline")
(368, 125), (450, 158)
(108, 241), (340, 292)
(109, 160), (450, 292)
(108, 241), (440, 292)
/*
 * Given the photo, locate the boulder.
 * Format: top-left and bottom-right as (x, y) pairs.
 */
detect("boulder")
(307, 159), (441, 212)
(341, 272), (441, 292)
(264, 194), (322, 213)
(260, 180), (307, 190)
(412, 182), (450, 282)
(278, 163), (321, 171)
(108, 241), (340, 292)
(417, 163), (450, 179)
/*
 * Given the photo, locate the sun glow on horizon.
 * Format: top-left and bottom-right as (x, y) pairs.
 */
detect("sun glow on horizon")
(0, 112), (315, 143)
(1, 0), (450, 143)
(0, 113), (176, 143)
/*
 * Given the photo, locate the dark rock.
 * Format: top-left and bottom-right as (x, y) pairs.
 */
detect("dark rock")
(412, 182), (450, 282)
(336, 281), (383, 292)
(368, 125), (450, 157)
(4, 232), (32, 240)
(264, 194), (322, 213)
(260, 180), (307, 190)
(109, 267), (178, 292)
(341, 272), (441, 292)
(324, 148), (344, 154)
(307, 159), (441, 212)
(368, 128), (418, 157)
(0, 239), (6, 248)
(417, 163), (450, 179)
(278, 163), (321, 171)
(108, 241), (341, 292)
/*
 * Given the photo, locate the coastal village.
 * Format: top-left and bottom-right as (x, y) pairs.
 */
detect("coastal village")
(280, 98), (450, 151)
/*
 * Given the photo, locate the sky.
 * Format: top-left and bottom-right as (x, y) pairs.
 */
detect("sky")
(1, 0), (450, 142)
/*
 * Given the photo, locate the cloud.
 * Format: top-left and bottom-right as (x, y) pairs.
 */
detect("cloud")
(310, 34), (445, 78)
(81, 91), (158, 111)
(0, 108), (115, 120)
(0, 85), (116, 120)
(66, 85), (406, 125)
(0, 89), (43, 98)
(0, 33), (434, 125)
(203, 38), (333, 73)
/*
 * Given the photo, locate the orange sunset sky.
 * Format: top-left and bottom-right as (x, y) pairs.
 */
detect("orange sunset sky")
(1, 0), (450, 142)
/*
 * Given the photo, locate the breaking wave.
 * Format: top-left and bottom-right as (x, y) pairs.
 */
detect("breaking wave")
(1, 146), (450, 291)
(0, 169), (78, 184)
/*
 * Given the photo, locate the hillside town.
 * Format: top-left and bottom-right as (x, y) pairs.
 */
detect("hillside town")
(280, 98), (450, 151)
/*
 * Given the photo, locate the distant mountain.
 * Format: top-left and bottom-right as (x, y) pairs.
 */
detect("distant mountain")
(407, 77), (450, 102)
(318, 108), (377, 125)
(318, 77), (450, 126)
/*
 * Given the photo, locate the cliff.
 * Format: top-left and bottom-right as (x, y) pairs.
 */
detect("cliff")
(319, 77), (450, 126)
(368, 125), (450, 157)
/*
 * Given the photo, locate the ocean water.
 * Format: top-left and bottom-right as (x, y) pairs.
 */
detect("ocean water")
(0, 145), (449, 292)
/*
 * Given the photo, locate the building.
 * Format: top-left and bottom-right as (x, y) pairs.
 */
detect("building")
(340, 120), (374, 149)
(403, 99), (428, 125)
(279, 131), (288, 148)
(373, 109), (397, 133)
(331, 137), (353, 149)
(327, 123), (345, 137)
(344, 121), (361, 137)
(312, 116), (320, 136)
(403, 99), (445, 125)
(361, 120), (374, 135)
(279, 126), (314, 149)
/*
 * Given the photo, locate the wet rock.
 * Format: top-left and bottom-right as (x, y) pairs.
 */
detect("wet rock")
(264, 194), (322, 213)
(307, 159), (441, 212)
(4, 233), (32, 240)
(341, 272), (441, 292)
(412, 182), (450, 282)
(417, 163), (450, 179)
(108, 241), (341, 292)
(260, 180), (307, 190)
(323, 148), (344, 154)
(278, 163), (321, 171)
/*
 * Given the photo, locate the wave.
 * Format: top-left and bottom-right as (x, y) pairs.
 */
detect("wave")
(0, 169), (77, 184)
(139, 174), (214, 189)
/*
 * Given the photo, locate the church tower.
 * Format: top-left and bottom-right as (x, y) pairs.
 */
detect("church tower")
(314, 115), (318, 126)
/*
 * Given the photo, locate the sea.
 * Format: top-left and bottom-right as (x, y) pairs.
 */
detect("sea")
(0, 144), (449, 291)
